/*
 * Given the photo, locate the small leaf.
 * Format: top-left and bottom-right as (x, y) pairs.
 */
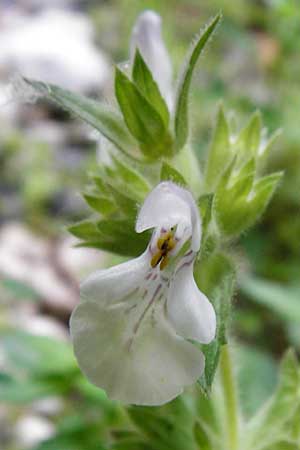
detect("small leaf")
(205, 103), (231, 189)
(111, 156), (150, 198)
(0, 373), (59, 404)
(83, 194), (116, 215)
(239, 275), (300, 323)
(198, 193), (214, 240)
(235, 111), (262, 160)
(105, 184), (138, 218)
(201, 273), (234, 392)
(128, 406), (196, 450)
(1, 331), (77, 376)
(245, 350), (300, 450)
(258, 128), (282, 163)
(132, 49), (169, 126)
(174, 14), (221, 151)
(68, 220), (100, 241)
(115, 68), (173, 158)
(78, 219), (150, 257)
(214, 166), (282, 236)
(23, 78), (138, 159)
(160, 162), (188, 186)
(195, 252), (235, 391)
(237, 345), (278, 417)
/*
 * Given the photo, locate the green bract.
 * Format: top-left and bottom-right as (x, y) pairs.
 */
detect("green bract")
(174, 14), (221, 151)
(204, 105), (283, 237)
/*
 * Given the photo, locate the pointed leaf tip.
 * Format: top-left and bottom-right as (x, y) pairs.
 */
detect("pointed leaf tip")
(174, 14), (222, 151)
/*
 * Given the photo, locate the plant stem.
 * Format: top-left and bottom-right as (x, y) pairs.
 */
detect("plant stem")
(219, 344), (239, 450)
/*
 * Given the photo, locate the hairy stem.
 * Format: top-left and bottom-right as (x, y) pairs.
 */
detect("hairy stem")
(219, 344), (239, 450)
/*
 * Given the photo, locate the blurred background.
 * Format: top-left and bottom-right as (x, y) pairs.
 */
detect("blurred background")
(0, 0), (299, 449)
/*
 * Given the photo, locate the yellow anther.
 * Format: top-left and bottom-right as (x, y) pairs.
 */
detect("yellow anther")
(150, 229), (177, 270)
(159, 255), (169, 271)
(167, 237), (176, 252)
(151, 251), (163, 268)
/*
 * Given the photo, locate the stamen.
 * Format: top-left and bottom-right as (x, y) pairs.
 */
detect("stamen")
(150, 228), (177, 270)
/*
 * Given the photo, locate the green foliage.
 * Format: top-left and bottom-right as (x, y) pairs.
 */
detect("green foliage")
(236, 345), (278, 417)
(128, 397), (198, 450)
(240, 275), (300, 324)
(195, 252), (235, 392)
(132, 49), (170, 127)
(234, 111), (262, 162)
(205, 103), (231, 190)
(160, 161), (188, 186)
(0, 373), (60, 403)
(23, 78), (138, 159)
(213, 154), (282, 237)
(111, 156), (150, 199)
(115, 68), (173, 158)
(204, 105), (283, 237)
(244, 350), (300, 450)
(0, 330), (78, 405)
(69, 160), (152, 256)
(1, 330), (76, 376)
(174, 13), (221, 151)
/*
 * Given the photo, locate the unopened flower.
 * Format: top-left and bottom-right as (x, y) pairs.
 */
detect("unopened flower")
(70, 182), (216, 405)
(130, 10), (173, 109)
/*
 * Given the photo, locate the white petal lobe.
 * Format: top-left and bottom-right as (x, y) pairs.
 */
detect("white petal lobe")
(70, 300), (204, 406)
(168, 263), (216, 344)
(80, 251), (150, 306)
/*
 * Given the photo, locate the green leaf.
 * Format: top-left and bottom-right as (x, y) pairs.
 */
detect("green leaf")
(83, 194), (116, 215)
(111, 156), (150, 198)
(78, 219), (150, 257)
(1, 330), (77, 376)
(245, 350), (300, 450)
(235, 111), (262, 160)
(239, 275), (300, 323)
(258, 128), (282, 165)
(23, 78), (138, 159)
(214, 165), (282, 236)
(194, 422), (211, 450)
(195, 252), (235, 391)
(132, 49), (169, 126)
(68, 220), (100, 240)
(128, 404), (197, 450)
(201, 273), (234, 392)
(236, 345), (278, 417)
(104, 184), (138, 218)
(174, 14), (221, 151)
(160, 162), (188, 186)
(205, 103), (231, 189)
(0, 373), (59, 403)
(264, 443), (299, 450)
(115, 68), (173, 158)
(111, 439), (154, 450)
(198, 193), (214, 241)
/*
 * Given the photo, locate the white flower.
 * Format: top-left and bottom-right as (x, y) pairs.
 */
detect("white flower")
(70, 182), (216, 406)
(130, 10), (173, 109)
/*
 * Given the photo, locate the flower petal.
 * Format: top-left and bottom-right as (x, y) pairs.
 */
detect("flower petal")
(168, 263), (216, 344)
(80, 250), (150, 306)
(70, 298), (204, 406)
(136, 181), (191, 232)
(136, 182), (201, 251)
(130, 10), (173, 108)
